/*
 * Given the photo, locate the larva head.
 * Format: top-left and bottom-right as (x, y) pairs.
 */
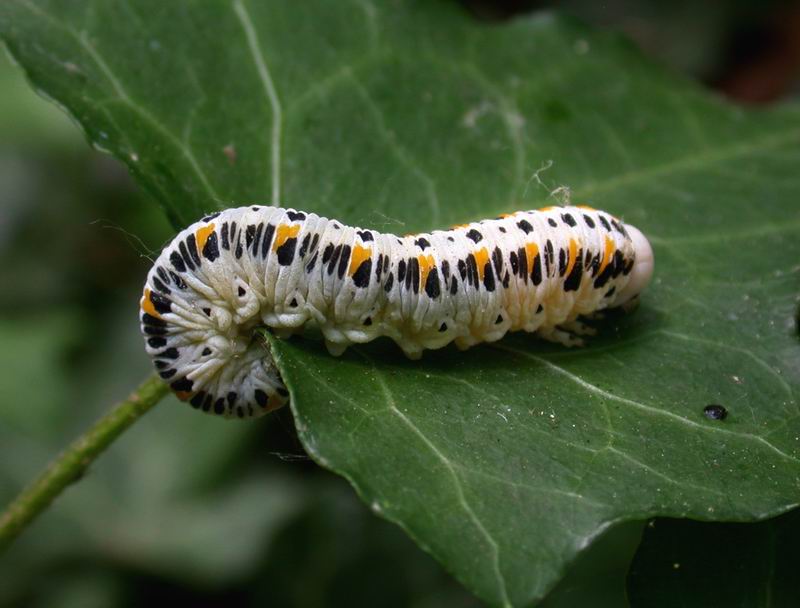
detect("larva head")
(611, 224), (654, 306)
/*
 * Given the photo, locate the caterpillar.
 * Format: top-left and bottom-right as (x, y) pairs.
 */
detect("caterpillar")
(140, 204), (654, 419)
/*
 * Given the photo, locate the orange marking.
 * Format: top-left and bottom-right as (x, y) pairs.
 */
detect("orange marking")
(524, 242), (539, 271)
(538, 206), (556, 212)
(451, 223), (470, 230)
(349, 244), (373, 276)
(498, 213), (514, 219)
(141, 288), (160, 318)
(266, 394), (286, 412)
(195, 223), (216, 254)
(576, 204), (596, 211)
(473, 247), (489, 281)
(598, 236), (615, 274)
(175, 391), (192, 402)
(565, 238), (578, 277)
(273, 224), (301, 251)
(417, 253), (435, 288)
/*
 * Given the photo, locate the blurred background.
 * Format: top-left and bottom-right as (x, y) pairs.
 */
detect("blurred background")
(1, 1), (799, 606)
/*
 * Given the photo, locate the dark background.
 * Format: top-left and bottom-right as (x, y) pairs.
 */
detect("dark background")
(1, 1), (798, 606)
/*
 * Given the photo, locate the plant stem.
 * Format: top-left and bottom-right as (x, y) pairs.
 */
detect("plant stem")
(0, 374), (169, 553)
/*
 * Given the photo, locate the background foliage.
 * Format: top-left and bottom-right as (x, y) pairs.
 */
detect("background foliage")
(1, 1), (800, 606)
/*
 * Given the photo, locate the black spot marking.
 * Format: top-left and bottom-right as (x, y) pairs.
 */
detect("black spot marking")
(202, 212), (221, 222)
(352, 258), (372, 288)
(221, 222), (230, 250)
(156, 266), (170, 284)
(499, 227), (506, 233)
(252, 223), (264, 255)
(383, 272), (394, 291)
(299, 234), (311, 258)
(425, 268), (441, 298)
(605, 287), (616, 298)
(185, 234), (201, 267)
(466, 229), (483, 243)
(290, 298), (298, 307)
(593, 261), (614, 288)
(450, 278), (459, 294)
(492, 247), (503, 276)
(483, 264), (495, 291)
(415, 237), (431, 250)
(143, 325), (168, 336)
(152, 277), (171, 295)
(547, 218), (558, 228)
(561, 213), (576, 227)
(466, 255), (480, 288)
(457, 259), (467, 280)
(544, 240), (554, 276)
(147, 336), (167, 348)
(517, 219), (533, 234)
(531, 253), (542, 285)
(142, 312), (166, 327)
(703, 404), (728, 420)
(502, 271), (510, 288)
(599, 215), (612, 231)
(212, 398), (225, 415)
(277, 237), (298, 266)
(306, 251), (318, 272)
(149, 291), (172, 315)
(255, 390), (268, 407)
(439, 322), (448, 332)
(612, 250), (625, 278)
(509, 251), (519, 275)
(363, 317), (372, 326)
(397, 260), (407, 283)
(202, 231), (220, 261)
(238, 286), (246, 297)
(327, 244), (342, 275)
(447, 236), (455, 242)
(558, 248), (567, 276)
(518, 248), (528, 281)
(495, 315), (503, 324)
(245, 224), (256, 249)
(190, 392), (206, 409)
(287, 210), (306, 221)
(178, 236), (195, 270)
(202, 307), (211, 316)
(564, 250), (583, 291)
(357, 230), (374, 242)
(441, 260), (450, 281)
(336, 245), (351, 278)
(170, 251), (186, 273)
(322, 243), (334, 264)
(583, 214), (595, 228)
(228, 392), (239, 405)
(202, 347), (212, 356)
(408, 258), (420, 293)
(623, 259), (634, 276)
(261, 223), (276, 258)
(171, 378), (194, 392)
(159, 347), (179, 359)
(536, 304), (543, 313)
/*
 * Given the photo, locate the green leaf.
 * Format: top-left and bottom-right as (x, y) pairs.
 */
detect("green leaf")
(627, 512), (800, 607)
(3, 0), (800, 605)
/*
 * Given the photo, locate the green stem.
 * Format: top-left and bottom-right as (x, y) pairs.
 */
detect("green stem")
(0, 374), (169, 553)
